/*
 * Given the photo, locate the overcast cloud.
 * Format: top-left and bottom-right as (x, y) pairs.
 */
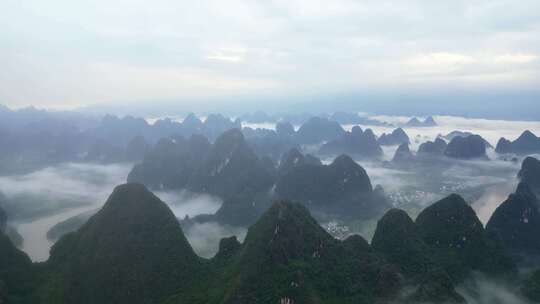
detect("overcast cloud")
(1, 0), (539, 109)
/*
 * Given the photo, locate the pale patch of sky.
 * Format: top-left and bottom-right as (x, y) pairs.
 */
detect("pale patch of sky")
(1, 0), (539, 109)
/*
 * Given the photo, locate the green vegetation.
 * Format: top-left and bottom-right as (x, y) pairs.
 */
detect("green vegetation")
(0, 230), (36, 303)
(519, 156), (540, 195)
(372, 208), (434, 280)
(407, 269), (466, 304)
(275, 154), (387, 219)
(41, 183), (204, 304)
(416, 194), (515, 281)
(522, 269), (540, 302)
(486, 182), (540, 255)
(0, 184), (537, 303)
(169, 201), (399, 304)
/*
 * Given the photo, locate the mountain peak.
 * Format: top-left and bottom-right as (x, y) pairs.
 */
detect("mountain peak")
(378, 128), (410, 146)
(518, 130), (538, 140)
(182, 112), (203, 127)
(444, 134), (487, 159)
(330, 153), (356, 167)
(278, 148), (321, 175)
(296, 117), (345, 144)
(518, 156), (540, 195)
(222, 200), (399, 303)
(275, 153), (380, 217)
(407, 117), (421, 124)
(393, 143), (414, 162)
(241, 201), (334, 264)
(47, 183), (201, 304)
(320, 127), (382, 157)
(351, 125), (363, 135)
(424, 116), (437, 126)
(372, 208), (433, 278)
(393, 127), (407, 136)
(416, 194), (515, 280)
(418, 138), (447, 155)
(276, 121), (295, 137)
(214, 236), (241, 260)
(103, 183), (157, 207)
(522, 156), (540, 167)
(363, 128), (377, 139)
(497, 131), (540, 154)
(486, 181), (540, 255)
(215, 128), (245, 145)
(376, 208), (413, 226)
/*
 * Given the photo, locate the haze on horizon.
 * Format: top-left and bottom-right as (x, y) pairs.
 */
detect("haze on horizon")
(1, 0), (540, 115)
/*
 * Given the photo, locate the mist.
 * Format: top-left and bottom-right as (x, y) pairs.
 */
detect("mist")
(345, 115), (540, 150)
(0, 160), (236, 262)
(457, 273), (532, 304)
(152, 190), (249, 259)
(472, 181), (519, 224)
(0, 162), (132, 221)
(153, 190), (222, 219)
(0, 162), (132, 261)
(183, 222), (247, 259)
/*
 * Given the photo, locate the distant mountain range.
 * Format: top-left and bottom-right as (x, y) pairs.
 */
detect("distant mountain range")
(1, 103), (539, 175)
(76, 89), (540, 121)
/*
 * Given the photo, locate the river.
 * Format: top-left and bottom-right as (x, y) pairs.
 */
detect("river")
(16, 204), (101, 262)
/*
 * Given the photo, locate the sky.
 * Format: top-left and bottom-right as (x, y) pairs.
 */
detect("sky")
(1, 0), (540, 111)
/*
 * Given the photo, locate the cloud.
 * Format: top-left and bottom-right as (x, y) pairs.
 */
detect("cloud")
(0, 162), (132, 220)
(184, 222), (247, 259)
(405, 52), (539, 68)
(0, 162), (225, 262)
(472, 182), (517, 225)
(404, 52), (478, 67)
(368, 114), (540, 149)
(457, 273), (530, 304)
(0, 162), (132, 262)
(153, 190), (223, 219)
(1, 0), (540, 108)
(494, 53), (539, 64)
(206, 54), (244, 63)
(206, 47), (248, 63)
(348, 115), (529, 221)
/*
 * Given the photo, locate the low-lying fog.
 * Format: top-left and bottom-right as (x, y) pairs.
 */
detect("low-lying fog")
(2, 114), (539, 264)
(457, 273), (532, 304)
(241, 114), (540, 150)
(152, 190), (247, 259)
(0, 163), (132, 261)
(363, 115), (540, 150)
(0, 163), (234, 261)
(321, 153), (520, 226)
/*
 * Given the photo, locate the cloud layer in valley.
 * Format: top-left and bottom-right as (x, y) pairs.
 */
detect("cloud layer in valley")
(0, 162), (228, 261)
(183, 222), (247, 259)
(0, 162), (132, 261)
